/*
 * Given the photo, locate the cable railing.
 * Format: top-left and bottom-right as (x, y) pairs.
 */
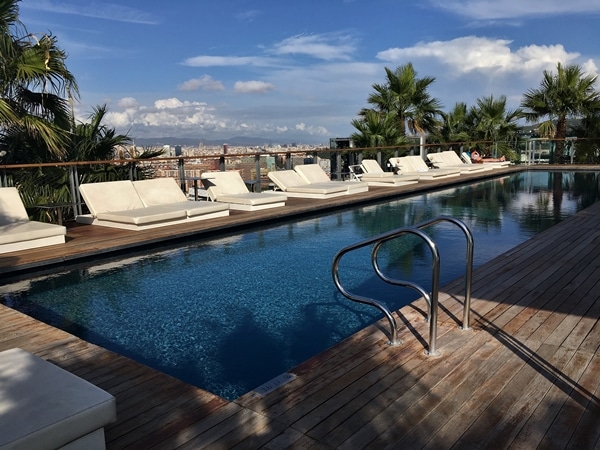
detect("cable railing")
(331, 216), (473, 356)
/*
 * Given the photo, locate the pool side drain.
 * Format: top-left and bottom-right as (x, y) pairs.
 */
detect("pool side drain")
(253, 372), (297, 396)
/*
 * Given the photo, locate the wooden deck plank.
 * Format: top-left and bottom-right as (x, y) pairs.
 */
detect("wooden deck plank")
(1, 166), (599, 449)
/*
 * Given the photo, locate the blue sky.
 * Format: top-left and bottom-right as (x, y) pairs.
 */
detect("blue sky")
(19, 0), (600, 145)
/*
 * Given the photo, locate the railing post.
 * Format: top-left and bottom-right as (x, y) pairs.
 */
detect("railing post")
(178, 158), (186, 191)
(254, 154), (262, 192)
(219, 156), (226, 172)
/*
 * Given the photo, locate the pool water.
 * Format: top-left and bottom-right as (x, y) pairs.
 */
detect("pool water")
(2, 171), (599, 400)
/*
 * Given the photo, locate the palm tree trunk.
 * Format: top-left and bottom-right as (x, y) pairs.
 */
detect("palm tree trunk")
(554, 115), (567, 162)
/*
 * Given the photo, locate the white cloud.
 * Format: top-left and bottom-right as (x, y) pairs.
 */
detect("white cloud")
(428, 0), (600, 20)
(182, 55), (275, 67)
(21, 0), (159, 24)
(295, 122), (328, 136)
(178, 75), (225, 92)
(272, 33), (356, 61)
(235, 10), (261, 22)
(233, 81), (275, 94)
(377, 36), (584, 77)
(118, 97), (139, 109)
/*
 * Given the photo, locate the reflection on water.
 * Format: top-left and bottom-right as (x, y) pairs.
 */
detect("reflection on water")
(1, 171), (599, 400)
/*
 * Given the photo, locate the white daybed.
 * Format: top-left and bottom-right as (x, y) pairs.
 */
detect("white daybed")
(294, 164), (369, 194)
(0, 187), (66, 254)
(0, 348), (117, 450)
(389, 156), (462, 180)
(460, 152), (512, 168)
(201, 171), (287, 211)
(427, 151), (492, 173)
(76, 178), (229, 230)
(268, 170), (350, 199)
(358, 159), (420, 186)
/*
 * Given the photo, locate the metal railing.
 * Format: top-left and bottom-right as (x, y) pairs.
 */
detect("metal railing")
(332, 216), (473, 356)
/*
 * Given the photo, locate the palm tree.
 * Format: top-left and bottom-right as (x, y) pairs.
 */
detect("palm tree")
(365, 63), (443, 137)
(466, 95), (522, 159)
(521, 62), (600, 162)
(0, 0), (78, 160)
(432, 102), (471, 145)
(350, 110), (406, 148)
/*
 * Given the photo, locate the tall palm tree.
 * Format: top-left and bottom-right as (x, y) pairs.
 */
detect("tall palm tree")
(521, 62), (600, 162)
(366, 63), (443, 137)
(0, 0), (78, 160)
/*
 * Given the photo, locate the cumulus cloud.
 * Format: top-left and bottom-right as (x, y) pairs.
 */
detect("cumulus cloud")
(233, 80), (275, 94)
(377, 36), (583, 76)
(178, 75), (225, 91)
(295, 122), (329, 136)
(117, 97), (139, 109)
(272, 33), (356, 61)
(427, 0), (600, 20)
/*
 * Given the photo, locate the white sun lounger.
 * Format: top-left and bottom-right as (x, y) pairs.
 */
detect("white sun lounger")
(294, 164), (369, 194)
(201, 171), (287, 211)
(268, 170), (350, 199)
(389, 156), (461, 179)
(460, 152), (512, 168)
(427, 151), (492, 173)
(77, 178), (229, 230)
(358, 159), (420, 186)
(0, 187), (66, 254)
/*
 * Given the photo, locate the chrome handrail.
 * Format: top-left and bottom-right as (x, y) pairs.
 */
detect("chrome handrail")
(332, 216), (473, 356)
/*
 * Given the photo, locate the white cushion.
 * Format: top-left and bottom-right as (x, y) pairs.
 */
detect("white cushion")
(0, 188), (29, 225)
(79, 181), (145, 216)
(0, 348), (116, 450)
(0, 222), (66, 245)
(132, 178), (188, 206)
(294, 165), (331, 183)
(97, 205), (187, 225)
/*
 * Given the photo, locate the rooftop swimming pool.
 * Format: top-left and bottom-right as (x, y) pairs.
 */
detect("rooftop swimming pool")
(1, 171), (599, 400)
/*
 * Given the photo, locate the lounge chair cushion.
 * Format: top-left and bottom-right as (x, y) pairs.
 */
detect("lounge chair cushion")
(268, 170), (309, 190)
(0, 188), (66, 252)
(0, 187), (29, 225)
(132, 178), (188, 206)
(96, 206), (187, 225)
(294, 164), (331, 183)
(0, 221), (66, 245)
(215, 192), (285, 206)
(201, 171), (249, 197)
(286, 183), (348, 194)
(360, 160), (394, 177)
(79, 180), (145, 216)
(0, 348), (116, 450)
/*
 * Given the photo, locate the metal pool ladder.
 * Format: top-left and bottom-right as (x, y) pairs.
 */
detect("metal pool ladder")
(331, 216), (473, 356)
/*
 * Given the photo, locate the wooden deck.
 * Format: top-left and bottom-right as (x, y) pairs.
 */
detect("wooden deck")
(1, 165), (600, 449)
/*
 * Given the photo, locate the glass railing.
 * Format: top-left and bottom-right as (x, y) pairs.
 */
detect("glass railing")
(1, 138), (597, 224)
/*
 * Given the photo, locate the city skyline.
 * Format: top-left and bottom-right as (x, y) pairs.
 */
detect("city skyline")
(20, 0), (600, 145)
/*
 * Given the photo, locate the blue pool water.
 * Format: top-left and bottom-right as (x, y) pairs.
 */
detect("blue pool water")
(1, 171), (599, 400)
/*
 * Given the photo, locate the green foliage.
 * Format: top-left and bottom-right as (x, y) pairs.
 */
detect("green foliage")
(353, 63), (443, 150)
(521, 63), (600, 161)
